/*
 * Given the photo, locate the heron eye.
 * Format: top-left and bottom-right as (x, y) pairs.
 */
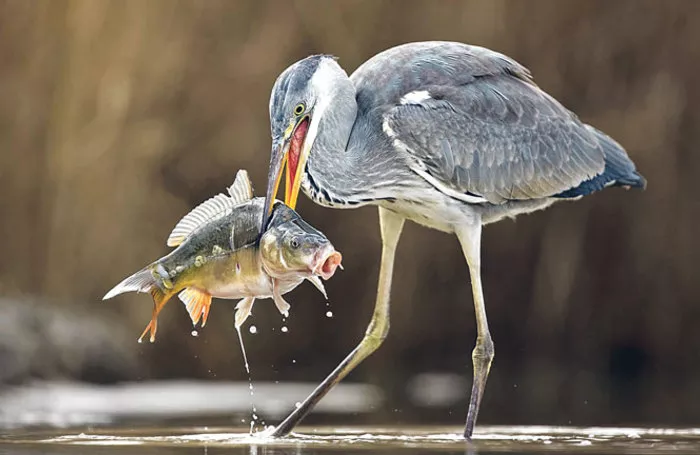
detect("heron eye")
(290, 237), (300, 249)
(294, 103), (305, 116)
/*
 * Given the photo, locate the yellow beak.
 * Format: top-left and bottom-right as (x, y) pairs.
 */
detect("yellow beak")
(262, 116), (309, 227)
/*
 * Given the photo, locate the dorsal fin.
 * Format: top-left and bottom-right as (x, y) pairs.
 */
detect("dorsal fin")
(166, 170), (254, 247)
(227, 170), (254, 204)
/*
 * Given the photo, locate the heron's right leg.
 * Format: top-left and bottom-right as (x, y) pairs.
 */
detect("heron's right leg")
(271, 206), (405, 437)
(456, 221), (494, 440)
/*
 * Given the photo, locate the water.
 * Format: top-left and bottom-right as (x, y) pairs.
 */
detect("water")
(1, 380), (696, 454)
(234, 327), (260, 434)
(2, 425), (700, 454)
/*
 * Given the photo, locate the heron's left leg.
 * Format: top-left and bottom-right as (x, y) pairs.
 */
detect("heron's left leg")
(270, 207), (405, 437)
(456, 221), (494, 440)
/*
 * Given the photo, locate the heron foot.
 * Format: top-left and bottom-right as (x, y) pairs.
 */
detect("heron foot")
(464, 334), (494, 440)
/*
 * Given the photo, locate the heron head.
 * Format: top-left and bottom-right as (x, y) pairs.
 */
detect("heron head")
(263, 55), (347, 227)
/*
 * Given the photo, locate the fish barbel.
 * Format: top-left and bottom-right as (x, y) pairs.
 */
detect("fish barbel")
(103, 170), (342, 342)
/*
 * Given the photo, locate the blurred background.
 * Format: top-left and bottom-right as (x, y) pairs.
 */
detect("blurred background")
(1, 0), (698, 430)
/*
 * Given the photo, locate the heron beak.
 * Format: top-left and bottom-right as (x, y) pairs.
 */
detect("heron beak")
(263, 137), (288, 229)
(263, 115), (311, 227)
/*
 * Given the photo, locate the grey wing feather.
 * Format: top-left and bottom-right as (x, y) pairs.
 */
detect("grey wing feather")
(383, 75), (606, 203)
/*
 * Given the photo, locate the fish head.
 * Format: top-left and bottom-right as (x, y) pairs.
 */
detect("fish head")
(260, 207), (342, 281)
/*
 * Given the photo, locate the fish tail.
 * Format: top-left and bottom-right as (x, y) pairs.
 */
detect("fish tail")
(103, 265), (157, 300)
(104, 264), (174, 343)
(138, 286), (170, 344)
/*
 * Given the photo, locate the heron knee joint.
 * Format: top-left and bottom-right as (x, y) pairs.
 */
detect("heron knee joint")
(365, 324), (390, 347)
(472, 335), (494, 361)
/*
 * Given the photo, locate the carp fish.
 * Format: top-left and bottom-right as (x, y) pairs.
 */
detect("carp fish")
(103, 170), (342, 343)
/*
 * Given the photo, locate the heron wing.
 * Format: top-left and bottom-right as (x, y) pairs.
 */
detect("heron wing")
(378, 50), (606, 203)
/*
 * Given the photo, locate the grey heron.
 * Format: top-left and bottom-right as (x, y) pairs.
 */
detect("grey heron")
(261, 41), (646, 439)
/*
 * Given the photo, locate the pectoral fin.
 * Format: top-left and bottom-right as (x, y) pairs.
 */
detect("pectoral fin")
(306, 276), (328, 300)
(178, 288), (213, 327)
(234, 297), (255, 329)
(272, 279), (291, 317)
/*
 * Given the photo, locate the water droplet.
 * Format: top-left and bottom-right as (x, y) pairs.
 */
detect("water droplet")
(281, 326), (288, 333)
(295, 402), (301, 408)
(292, 359), (296, 364)
(249, 325), (258, 334)
(325, 311), (333, 318)
(191, 330), (198, 337)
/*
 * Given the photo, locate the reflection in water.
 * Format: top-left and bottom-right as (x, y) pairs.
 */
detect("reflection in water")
(0, 380), (382, 429)
(1, 382), (699, 454)
(2, 426), (700, 455)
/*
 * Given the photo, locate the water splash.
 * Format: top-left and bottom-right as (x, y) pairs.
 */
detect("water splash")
(235, 326), (259, 435)
(33, 426), (700, 452)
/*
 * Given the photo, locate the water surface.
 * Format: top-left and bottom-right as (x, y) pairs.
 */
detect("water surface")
(3, 425), (700, 455)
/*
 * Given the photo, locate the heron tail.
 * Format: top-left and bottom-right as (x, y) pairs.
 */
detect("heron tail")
(555, 126), (646, 198)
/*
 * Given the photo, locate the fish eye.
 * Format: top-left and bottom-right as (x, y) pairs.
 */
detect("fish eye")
(294, 103), (305, 116)
(289, 237), (300, 249)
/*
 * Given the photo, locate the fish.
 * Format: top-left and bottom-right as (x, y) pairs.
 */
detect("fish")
(103, 170), (343, 343)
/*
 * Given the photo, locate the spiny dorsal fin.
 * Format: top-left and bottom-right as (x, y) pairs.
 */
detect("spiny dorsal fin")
(227, 170), (254, 204)
(166, 170), (254, 247)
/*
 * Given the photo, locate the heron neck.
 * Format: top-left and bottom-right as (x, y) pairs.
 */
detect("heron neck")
(305, 89), (368, 202)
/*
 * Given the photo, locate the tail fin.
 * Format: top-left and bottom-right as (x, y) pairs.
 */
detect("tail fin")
(138, 287), (170, 344)
(103, 266), (172, 343)
(103, 266), (156, 300)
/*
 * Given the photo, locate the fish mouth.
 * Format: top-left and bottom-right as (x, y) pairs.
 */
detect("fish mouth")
(313, 246), (343, 280)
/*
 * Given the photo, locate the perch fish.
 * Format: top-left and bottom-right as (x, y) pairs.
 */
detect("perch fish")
(103, 170), (342, 342)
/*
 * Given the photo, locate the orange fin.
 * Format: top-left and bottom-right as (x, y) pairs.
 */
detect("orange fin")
(178, 288), (212, 327)
(139, 287), (170, 344)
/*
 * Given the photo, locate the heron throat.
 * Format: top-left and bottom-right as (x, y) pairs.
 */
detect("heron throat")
(285, 117), (309, 207)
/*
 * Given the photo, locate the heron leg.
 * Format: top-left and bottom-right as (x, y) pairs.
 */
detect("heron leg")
(271, 207), (405, 437)
(456, 221), (494, 440)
